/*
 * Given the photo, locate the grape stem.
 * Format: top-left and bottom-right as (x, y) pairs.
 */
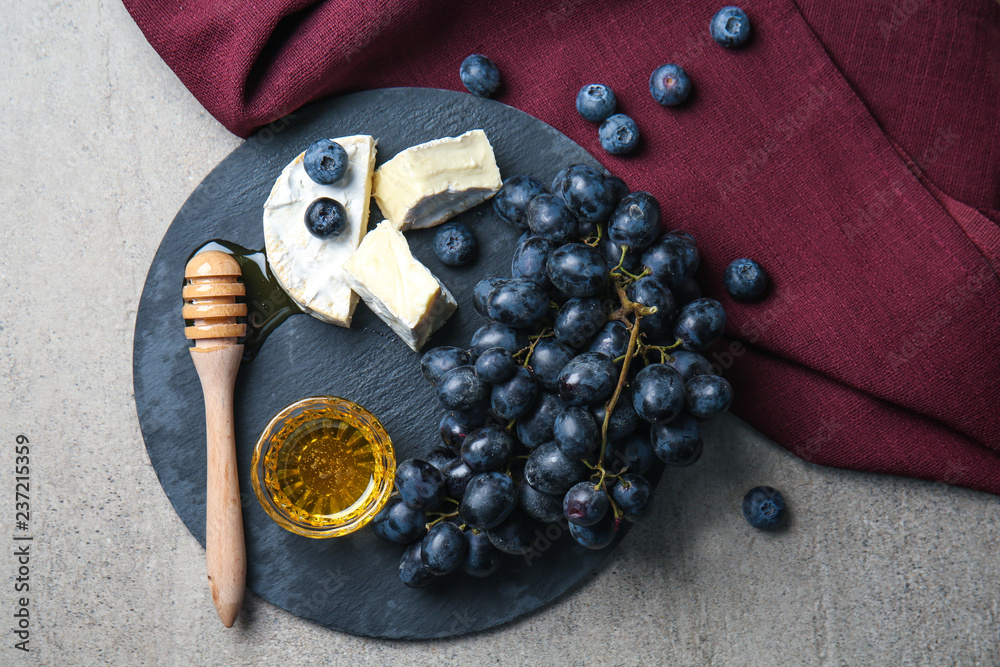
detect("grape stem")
(424, 511), (459, 530)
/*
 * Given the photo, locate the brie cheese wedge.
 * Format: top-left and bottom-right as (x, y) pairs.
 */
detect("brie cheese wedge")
(263, 135), (377, 327)
(372, 129), (502, 231)
(343, 221), (458, 351)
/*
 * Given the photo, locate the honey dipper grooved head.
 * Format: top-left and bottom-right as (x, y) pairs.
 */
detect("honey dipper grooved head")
(184, 251), (248, 342)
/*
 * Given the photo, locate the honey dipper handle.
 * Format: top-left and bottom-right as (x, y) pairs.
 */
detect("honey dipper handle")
(190, 344), (246, 628)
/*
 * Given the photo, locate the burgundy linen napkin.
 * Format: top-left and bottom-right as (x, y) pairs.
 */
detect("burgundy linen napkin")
(122, 0), (1000, 494)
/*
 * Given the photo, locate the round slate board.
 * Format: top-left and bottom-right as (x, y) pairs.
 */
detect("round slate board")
(134, 88), (658, 639)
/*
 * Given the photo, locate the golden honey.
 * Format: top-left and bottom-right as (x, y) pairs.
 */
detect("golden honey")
(251, 397), (395, 538)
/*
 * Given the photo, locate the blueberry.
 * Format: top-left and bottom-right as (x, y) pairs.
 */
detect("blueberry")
(461, 424), (515, 472)
(486, 278), (550, 329)
(650, 414), (703, 466)
(512, 236), (556, 288)
(528, 338), (575, 391)
(674, 298), (727, 351)
(724, 258), (769, 301)
(626, 276), (676, 339)
(649, 64), (692, 106)
(667, 350), (715, 382)
(554, 406), (600, 459)
(598, 114), (640, 155)
(576, 83), (618, 122)
(557, 352), (617, 407)
(475, 347), (517, 384)
(399, 542), (435, 588)
(612, 474), (653, 521)
(608, 192), (661, 249)
(605, 430), (656, 475)
(642, 235), (700, 289)
(462, 530), (500, 577)
(432, 221), (477, 266)
(491, 366), (539, 420)
(436, 366), (489, 411)
(486, 512), (537, 555)
(459, 54), (501, 97)
(494, 175), (547, 229)
(395, 459), (446, 510)
(552, 164), (616, 225)
(372, 499), (428, 544)
(632, 364), (685, 423)
(589, 321), (631, 363)
(686, 374), (733, 420)
(547, 243), (608, 298)
(516, 392), (566, 448)
(711, 6), (751, 48)
(742, 486), (787, 530)
(421, 522), (467, 575)
(519, 479), (565, 523)
(304, 198), (347, 239)
(524, 442), (588, 494)
(303, 138), (348, 185)
(568, 514), (616, 549)
(563, 481), (610, 526)
(526, 194), (579, 244)
(555, 297), (607, 349)
(459, 472), (518, 530)
(471, 322), (529, 357)
(473, 277), (507, 318)
(440, 411), (474, 452)
(421, 346), (474, 386)
(593, 396), (640, 441)
(442, 457), (476, 499)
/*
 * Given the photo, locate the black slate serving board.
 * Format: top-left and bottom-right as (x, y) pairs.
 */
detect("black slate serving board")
(133, 88), (658, 639)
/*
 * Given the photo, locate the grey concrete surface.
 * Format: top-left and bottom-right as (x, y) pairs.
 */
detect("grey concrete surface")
(1, 1), (998, 664)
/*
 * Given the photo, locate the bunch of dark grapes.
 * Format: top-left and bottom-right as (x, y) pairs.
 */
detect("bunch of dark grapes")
(372, 164), (733, 587)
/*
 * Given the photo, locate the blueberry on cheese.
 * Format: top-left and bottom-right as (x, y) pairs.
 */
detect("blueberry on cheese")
(372, 129), (502, 231)
(343, 221), (458, 352)
(263, 135), (376, 327)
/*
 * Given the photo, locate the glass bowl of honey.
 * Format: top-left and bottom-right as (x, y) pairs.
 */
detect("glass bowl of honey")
(251, 396), (395, 538)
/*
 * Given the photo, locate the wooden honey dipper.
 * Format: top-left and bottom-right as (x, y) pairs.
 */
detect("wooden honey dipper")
(183, 251), (248, 627)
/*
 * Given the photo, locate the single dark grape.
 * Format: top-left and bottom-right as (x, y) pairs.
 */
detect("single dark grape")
(686, 374), (733, 420)
(528, 338), (575, 391)
(486, 512), (537, 555)
(601, 236), (642, 274)
(462, 529), (501, 577)
(524, 442), (588, 494)
(372, 499), (428, 544)
(551, 164), (616, 225)
(421, 346), (474, 386)
(547, 243), (608, 298)
(673, 276), (703, 306)
(486, 278), (550, 328)
(471, 322), (529, 357)
(554, 406), (600, 459)
(593, 395), (640, 440)
(442, 457), (476, 499)
(491, 366), (539, 420)
(563, 481), (610, 526)
(440, 411), (474, 452)
(526, 193), (579, 244)
(512, 236), (556, 288)
(674, 298), (727, 351)
(494, 175), (546, 229)
(475, 347), (517, 384)
(627, 276), (676, 339)
(589, 321), (630, 363)
(632, 364), (685, 423)
(519, 479), (565, 523)
(608, 192), (661, 249)
(667, 350), (715, 382)
(399, 542), (435, 588)
(555, 297), (606, 349)
(473, 277), (507, 318)
(436, 365), (489, 411)
(612, 474), (653, 521)
(605, 430), (656, 475)
(605, 175), (629, 204)
(395, 459), (445, 510)
(421, 522), (467, 575)
(557, 352), (617, 407)
(568, 514), (616, 550)
(425, 447), (455, 471)
(461, 424), (515, 472)
(642, 235), (700, 290)
(459, 472), (518, 530)
(650, 414), (703, 466)
(516, 392), (566, 448)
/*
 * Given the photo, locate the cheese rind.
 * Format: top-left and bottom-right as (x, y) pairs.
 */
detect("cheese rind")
(343, 221), (458, 351)
(263, 135), (376, 327)
(372, 129), (502, 231)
